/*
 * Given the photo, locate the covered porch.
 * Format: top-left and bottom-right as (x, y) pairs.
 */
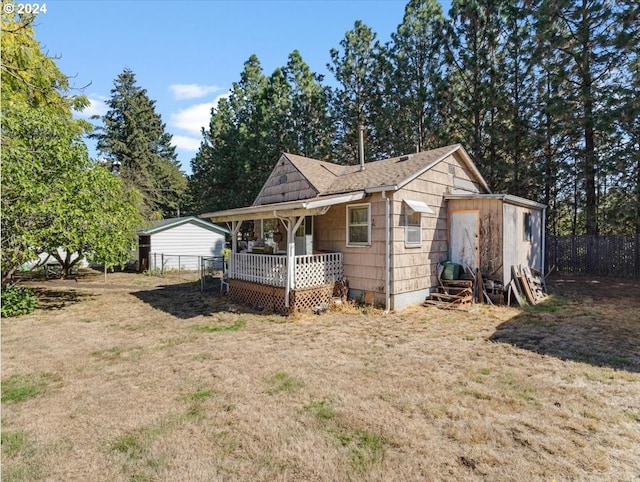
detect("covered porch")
(228, 252), (343, 313)
(230, 252), (343, 289)
(201, 192), (362, 314)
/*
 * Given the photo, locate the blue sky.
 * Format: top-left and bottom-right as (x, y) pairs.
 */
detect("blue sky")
(34, 0), (448, 175)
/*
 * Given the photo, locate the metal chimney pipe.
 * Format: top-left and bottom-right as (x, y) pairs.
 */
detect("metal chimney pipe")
(358, 124), (365, 171)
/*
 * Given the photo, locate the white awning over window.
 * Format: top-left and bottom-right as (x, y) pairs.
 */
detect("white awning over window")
(403, 199), (434, 214)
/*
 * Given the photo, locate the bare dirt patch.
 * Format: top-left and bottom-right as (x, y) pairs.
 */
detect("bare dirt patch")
(2, 272), (639, 481)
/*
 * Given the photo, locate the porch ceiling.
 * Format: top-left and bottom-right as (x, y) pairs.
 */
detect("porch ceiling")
(200, 191), (366, 223)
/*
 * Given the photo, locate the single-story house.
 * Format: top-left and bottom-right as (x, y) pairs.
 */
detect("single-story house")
(200, 144), (545, 312)
(137, 216), (230, 272)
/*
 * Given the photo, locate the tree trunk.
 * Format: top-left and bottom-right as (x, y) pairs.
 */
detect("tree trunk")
(2, 267), (17, 287)
(584, 93), (598, 235)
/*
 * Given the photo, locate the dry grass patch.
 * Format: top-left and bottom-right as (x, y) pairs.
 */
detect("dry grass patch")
(1, 272), (639, 480)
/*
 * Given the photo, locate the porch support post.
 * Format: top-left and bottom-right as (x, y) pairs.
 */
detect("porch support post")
(279, 215), (305, 308)
(230, 220), (242, 278)
(231, 221), (238, 252)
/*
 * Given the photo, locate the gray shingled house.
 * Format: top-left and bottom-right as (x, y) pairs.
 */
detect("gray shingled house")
(200, 144), (545, 313)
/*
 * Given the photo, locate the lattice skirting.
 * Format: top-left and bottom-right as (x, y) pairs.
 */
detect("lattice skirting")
(229, 279), (335, 315)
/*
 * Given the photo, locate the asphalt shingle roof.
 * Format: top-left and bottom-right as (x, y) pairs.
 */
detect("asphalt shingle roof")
(283, 144), (462, 196)
(138, 216), (230, 235)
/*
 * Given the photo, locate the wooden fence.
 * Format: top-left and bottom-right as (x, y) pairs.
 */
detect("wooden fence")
(545, 235), (640, 279)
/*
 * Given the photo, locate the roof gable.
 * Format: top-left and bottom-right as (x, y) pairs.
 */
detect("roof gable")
(139, 216), (230, 236)
(285, 153), (345, 193)
(253, 154), (320, 205)
(201, 145), (492, 222)
(264, 145), (491, 197)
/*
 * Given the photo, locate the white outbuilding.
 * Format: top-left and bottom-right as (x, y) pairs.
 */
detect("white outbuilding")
(137, 216), (230, 272)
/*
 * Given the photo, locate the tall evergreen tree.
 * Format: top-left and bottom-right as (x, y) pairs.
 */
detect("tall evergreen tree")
(535, 0), (627, 235)
(328, 20), (384, 163)
(190, 98), (243, 213)
(284, 50), (334, 159)
(445, 0), (510, 190)
(92, 68), (187, 220)
(382, 0), (449, 156)
(604, 0), (640, 235)
(190, 53), (333, 212)
(263, 67), (296, 161)
(497, 1), (540, 199)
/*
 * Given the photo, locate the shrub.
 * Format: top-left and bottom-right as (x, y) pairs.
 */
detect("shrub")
(1, 285), (37, 318)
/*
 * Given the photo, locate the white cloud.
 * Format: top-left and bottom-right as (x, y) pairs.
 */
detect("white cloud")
(169, 83), (222, 100)
(169, 93), (229, 136)
(170, 101), (215, 136)
(76, 95), (108, 118)
(172, 135), (201, 151)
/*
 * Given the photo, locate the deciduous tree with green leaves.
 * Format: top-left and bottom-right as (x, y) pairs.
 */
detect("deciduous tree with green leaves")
(41, 166), (144, 277)
(1, 10), (143, 283)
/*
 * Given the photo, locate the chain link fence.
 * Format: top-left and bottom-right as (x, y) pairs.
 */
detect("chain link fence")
(146, 253), (225, 290)
(199, 256), (225, 292)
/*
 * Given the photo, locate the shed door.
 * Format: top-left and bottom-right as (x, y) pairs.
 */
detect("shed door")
(138, 235), (151, 272)
(450, 211), (479, 269)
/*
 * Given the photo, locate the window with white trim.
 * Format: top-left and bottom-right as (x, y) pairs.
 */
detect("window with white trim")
(402, 199), (431, 247)
(405, 210), (422, 246)
(347, 204), (371, 246)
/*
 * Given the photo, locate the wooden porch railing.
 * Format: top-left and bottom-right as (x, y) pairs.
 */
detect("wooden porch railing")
(230, 253), (287, 287)
(229, 252), (343, 288)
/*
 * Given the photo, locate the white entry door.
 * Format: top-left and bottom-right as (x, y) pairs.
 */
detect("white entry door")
(295, 216), (313, 255)
(449, 211), (479, 269)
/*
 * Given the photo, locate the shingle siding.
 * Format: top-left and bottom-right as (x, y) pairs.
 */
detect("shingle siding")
(254, 156), (317, 205)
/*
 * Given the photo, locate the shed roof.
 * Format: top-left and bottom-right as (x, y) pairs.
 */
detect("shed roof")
(445, 194), (546, 210)
(138, 216), (231, 236)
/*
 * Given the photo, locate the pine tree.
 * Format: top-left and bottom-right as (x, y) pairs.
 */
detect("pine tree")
(190, 52), (333, 212)
(328, 20), (383, 163)
(445, 0), (510, 190)
(535, 0), (627, 235)
(284, 50), (334, 160)
(92, 68), (187, 220)
(381, 0), (449, 156)
(190, 56), (269, 212)
(606, 0), (640, 235)
(498, 1), (540, 199)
